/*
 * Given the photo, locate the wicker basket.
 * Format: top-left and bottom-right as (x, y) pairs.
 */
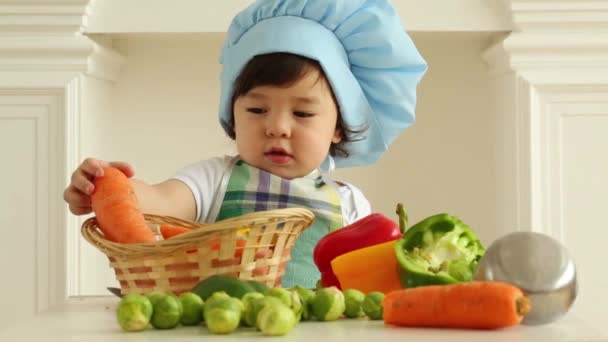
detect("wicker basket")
(81, 208), (314, 295)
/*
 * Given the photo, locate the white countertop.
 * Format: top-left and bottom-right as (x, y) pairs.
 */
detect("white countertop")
(1, 296), (606, 342)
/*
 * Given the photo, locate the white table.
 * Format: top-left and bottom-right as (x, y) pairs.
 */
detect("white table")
(1, 296), (606, 342)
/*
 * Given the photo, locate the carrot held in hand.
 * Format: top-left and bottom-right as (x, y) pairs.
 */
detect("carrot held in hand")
(382, 281), (531, 329)
(91, 167), (156, 244)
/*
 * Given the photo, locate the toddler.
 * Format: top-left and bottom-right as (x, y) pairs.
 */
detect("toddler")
(63, 0), (427, 288)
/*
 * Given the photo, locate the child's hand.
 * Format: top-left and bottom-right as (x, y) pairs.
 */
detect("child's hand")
(63, 158), (134, 215)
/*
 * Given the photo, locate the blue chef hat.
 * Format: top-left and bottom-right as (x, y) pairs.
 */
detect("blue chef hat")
(219, 0), (427, 168)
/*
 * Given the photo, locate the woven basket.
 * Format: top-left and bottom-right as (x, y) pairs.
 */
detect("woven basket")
(81, 208), (314, 295)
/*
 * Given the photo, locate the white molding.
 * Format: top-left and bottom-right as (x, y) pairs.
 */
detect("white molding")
(0, 35), (126, 82)
(514, 76), (534, 233)
(483, 32), (608, 77)
(0, 0), (126, 82)
(481, 35), (513, 76)
(0, 0), (91, 34)
(64, 76), (84, 298)
(86, 37), (127, 82)
(509, 0), (608, 31)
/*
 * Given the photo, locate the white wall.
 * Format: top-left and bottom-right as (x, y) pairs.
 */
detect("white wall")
(335, 32), (499, 245)
(85, 0), (512, 33)
(82, 32), (499, 255)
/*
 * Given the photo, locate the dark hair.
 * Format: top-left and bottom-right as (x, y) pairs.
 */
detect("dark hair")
(227, 52), (365, 158)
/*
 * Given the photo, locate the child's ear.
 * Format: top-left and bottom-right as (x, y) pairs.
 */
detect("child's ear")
(332, 127), (342, 144)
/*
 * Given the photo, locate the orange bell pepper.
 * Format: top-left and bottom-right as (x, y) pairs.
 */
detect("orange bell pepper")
(331, 239), (403, 294)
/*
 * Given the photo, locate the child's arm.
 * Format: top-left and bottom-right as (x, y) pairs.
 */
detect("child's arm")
(131, 178), (197, 221)
(64, 158), (197, 222)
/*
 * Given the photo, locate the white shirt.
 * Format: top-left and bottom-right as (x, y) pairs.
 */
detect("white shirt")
(171, 156), (371, 225)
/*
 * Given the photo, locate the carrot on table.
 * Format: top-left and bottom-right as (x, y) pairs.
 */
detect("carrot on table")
(382, 281), (531, 330)
(91, 167), (156, 244)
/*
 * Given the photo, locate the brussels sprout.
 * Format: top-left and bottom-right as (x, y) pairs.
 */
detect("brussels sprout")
(292, 286), (315, 321)
(145, 291), (167, 307)
(310, 286), (345, 321)
(343, 289), (366, 318)
(257, 301), (297, 336)
(150, 293), (183, 329)
(205, 308), (241, 334)
(203, 293), (243, 334)
(116, 294), (153, 332)
(179, 292), (204, 326)
(362, 291), (385, 320)
(266, 287), (303, 321)
(241, 292), (265, 327)
(204, 291), (244, 312)
(245, 296), (283, 329)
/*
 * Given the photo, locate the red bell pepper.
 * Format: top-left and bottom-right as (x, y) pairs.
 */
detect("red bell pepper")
(313, 204), (407, 288)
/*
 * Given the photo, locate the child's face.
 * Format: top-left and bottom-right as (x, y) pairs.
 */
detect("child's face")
(233, 69), (342, 179)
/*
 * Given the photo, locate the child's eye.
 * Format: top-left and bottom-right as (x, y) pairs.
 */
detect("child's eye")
(294, 111), (314, 118)
(247, 107), (266, 114)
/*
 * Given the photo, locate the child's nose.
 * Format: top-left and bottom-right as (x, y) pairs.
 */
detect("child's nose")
(265, 112), (292, 138)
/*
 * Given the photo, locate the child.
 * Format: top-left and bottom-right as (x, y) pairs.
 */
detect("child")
(63, 0), (427, 289)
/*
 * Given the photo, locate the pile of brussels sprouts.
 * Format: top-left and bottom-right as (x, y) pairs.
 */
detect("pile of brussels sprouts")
(116, 286), (385, 336)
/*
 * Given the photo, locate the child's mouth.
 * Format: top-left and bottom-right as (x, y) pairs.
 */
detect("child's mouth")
(265, 149), (292, 164)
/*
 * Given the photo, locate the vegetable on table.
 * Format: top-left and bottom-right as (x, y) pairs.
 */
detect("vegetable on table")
(246, 279), (269, 294)
(178, 292), (204, 326)
(148, 293), (183, 329)
(313, 206), (404, 289)
(292, 286), (315, 321)
(205, 308), (241, 334)
(395, 213), (485, 288)
(245, 296), (284, 329)
(310, 286), (345, 321)
(362, 292), (384, 320)
(382, 281), (531, 329)
(257, 301), (297, 336)
(331, 240), (402, 294)
(203, 292), (244, 334)
(343, 289), (365, 318)
(91, 167), (156, 244)
(240, 292), (265, 327)
(191, 275), (258, 300)
(116, 294), (153, 332)
(266, 287), (303, 321)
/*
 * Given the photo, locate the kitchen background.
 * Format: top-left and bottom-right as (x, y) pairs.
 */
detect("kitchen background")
(1, 0), (606, 334)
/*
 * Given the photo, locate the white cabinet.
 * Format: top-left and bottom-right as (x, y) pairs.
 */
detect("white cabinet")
(0, 0), (125, 330)
(484, 2), (608, 330)
(0, 92), (61, 331)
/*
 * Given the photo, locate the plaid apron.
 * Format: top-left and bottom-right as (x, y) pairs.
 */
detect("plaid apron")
(213, 157), (343, 288)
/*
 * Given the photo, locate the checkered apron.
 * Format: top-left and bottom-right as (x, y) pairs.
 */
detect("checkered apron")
(213, 157), (343, 288)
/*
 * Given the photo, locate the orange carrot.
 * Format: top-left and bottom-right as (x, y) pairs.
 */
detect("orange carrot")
(160, 225), (247, 257)
(91, 167), (156, 244)
(160, 225), (191, 239)
(210, 237), (247, 257)
(382, 281), (531, 330)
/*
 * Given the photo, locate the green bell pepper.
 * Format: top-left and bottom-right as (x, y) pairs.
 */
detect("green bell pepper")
(395, 213), (485, 288)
